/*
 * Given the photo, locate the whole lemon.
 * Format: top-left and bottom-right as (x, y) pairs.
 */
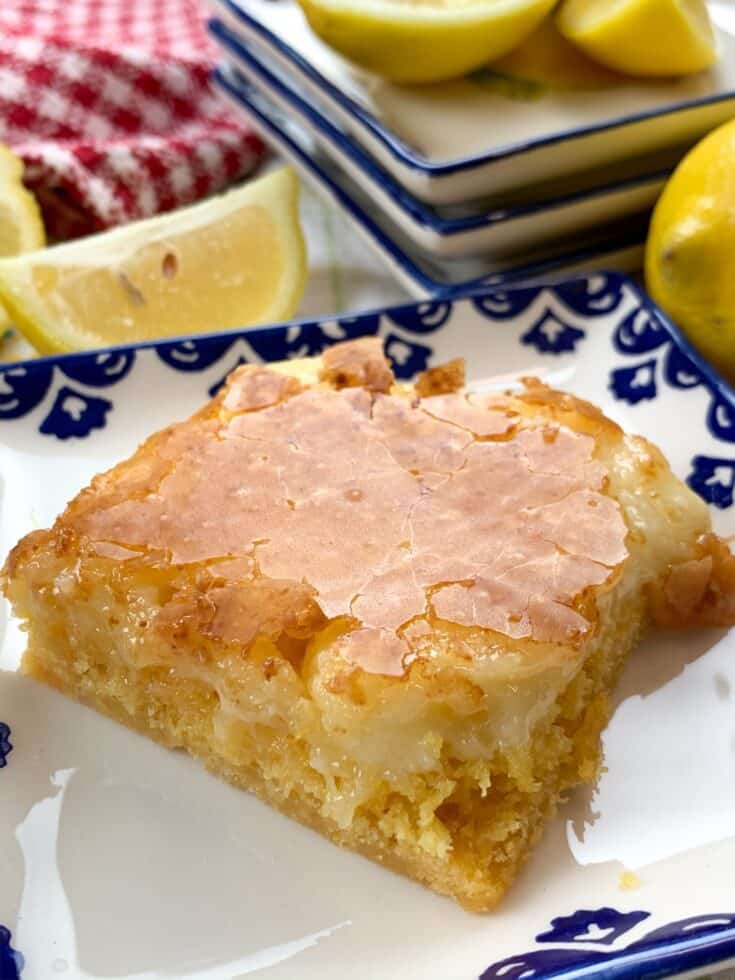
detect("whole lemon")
(646, 119), (735, 385)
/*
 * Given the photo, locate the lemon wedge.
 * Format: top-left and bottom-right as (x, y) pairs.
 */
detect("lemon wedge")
(0, 144), (46, 340)
(645, 119), (735, 384)
(490, 16), (624, 89)
(0, 167), (307, 355)
(0, 145), (45, 257)
(297, 0), (558, 84)
(556, 0), (717, 76)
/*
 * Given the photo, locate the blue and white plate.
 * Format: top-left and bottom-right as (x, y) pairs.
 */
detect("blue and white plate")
(210, 19), (671, 261)
(2, 272), (735, 980)
(214, 64), (648, 299)
(209, 0), (735, 205)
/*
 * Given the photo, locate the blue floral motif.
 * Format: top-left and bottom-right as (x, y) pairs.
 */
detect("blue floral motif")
(554, 273), (625, 316)
(521, 312), (585, 354)
(707, 395), (735, 443)
(0, 926), (22, 979)
(0, 363), (53, 420)
(609, 359), (657, 404)
(687, 455), (735, 509)
(613, 307), (669, 355)
(59, 350), (135, 387)
(664, 345), (703, 390)
(383, 333), (432, 378)
(480, 908), (735, 980)
(156, 336), (235, 372)
(0, 723), (11, 768)
(536, 908), (649, 945)
(387, 302), (451, 334)
(39, 386), (112, 440)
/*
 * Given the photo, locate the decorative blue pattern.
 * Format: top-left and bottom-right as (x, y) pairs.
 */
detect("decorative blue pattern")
(39, 386), (112, 440)
(535, 908), (649, 945)
(609, 359), (658, 404)
(157, 336), (236, 372)
(687, 455), (735, 509)
(0, 927), (22, 980)
(480, 908), (735, 980)
(0, 723), (11, 768)
(0, 363), (53, 420)
(521, 312), (585, 354)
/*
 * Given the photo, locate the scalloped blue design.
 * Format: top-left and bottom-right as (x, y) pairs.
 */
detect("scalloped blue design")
(521, 312), (585, 354)
(609, 359), (657, 404)
(383, 333), (432, 378)
(156, 336), (235, 372)
(59, 350), (135, 387)
(39, 386), (112, 440)
(0, 926), (22, 979)
(536, 908), (649, 945)
(708, 395), (735, 443)
(0, 723), (11, 768)
(480, 908), (735, 980)
(387, 302), (451, 334)
(247, 318), (378, 363)
(613, 307), (669, 355)
(687, 455), (735, 509)
(664, 345), (703, 389)
(554, 274), (625, 317)
(472, 288), (537, 320)
(0, 363), (53, 420)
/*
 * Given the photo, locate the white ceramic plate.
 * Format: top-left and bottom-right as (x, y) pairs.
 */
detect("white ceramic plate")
(208, 0), (735, 205)
(214, 64), (648, 299)
(2, 273), (735, 980)
(210, 19), (670, 261)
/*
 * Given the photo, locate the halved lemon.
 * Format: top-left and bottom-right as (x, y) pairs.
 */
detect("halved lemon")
(0, 167), (307, 355)
(297, 0), (558, 84)
(556, 0), (717, 77)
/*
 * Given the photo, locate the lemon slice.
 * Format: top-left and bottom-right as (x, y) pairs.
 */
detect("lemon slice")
(0, 167), (307, 355)
(556, 0), (717, 76)
(297, 0), (558, 84)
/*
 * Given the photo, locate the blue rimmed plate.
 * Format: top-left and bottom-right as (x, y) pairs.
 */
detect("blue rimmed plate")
(210, 18), (671, 261)
(214, 64), (648, 299)
(2, 272), (735, 980)
(209, 0), (735, 205)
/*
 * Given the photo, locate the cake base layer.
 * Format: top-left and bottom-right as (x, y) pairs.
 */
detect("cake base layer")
(21, 592), (644, 911)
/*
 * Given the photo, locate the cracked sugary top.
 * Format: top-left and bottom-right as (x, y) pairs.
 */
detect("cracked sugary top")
(66, 337), (630, 676)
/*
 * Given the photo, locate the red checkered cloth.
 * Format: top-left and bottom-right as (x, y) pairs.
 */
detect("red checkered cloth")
(0, 0), (264, 239)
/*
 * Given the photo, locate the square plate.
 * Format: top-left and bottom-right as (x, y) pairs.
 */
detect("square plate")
(209, 0), (735, 205)
(210, 18), (670, 261)
(2, 272), (735, 980)
(214, 63), (648, 298)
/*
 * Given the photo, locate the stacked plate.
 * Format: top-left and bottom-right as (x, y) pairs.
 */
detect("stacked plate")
(208, 0), (735, 298)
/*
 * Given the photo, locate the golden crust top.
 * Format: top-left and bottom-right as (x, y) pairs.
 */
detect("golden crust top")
(5, 338), (636, 678)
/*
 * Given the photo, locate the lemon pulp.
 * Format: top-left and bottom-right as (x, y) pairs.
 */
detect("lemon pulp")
(0, 167), (307, 355)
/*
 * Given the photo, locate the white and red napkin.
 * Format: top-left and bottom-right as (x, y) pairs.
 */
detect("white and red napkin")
(0, 0), (264, 238)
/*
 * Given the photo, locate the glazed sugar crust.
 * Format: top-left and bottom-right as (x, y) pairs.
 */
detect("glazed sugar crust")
(5, 337), (735, 910)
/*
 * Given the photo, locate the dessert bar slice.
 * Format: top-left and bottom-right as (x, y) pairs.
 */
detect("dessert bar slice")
(4, 337), (734, 910)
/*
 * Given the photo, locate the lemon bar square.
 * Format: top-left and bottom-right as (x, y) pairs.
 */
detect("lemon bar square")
(4, 337), (734, 910)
